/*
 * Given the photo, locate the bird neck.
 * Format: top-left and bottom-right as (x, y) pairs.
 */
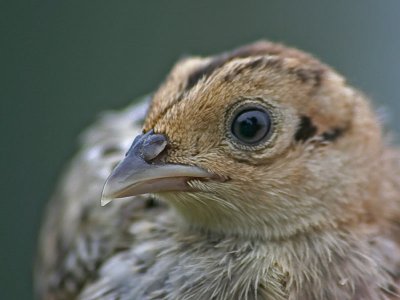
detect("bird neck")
(167, 220), (397, 300)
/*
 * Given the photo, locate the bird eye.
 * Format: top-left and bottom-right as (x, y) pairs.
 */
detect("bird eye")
(231, 108), (272, 145)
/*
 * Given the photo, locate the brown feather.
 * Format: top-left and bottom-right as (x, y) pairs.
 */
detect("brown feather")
(36, 42), (400, 299)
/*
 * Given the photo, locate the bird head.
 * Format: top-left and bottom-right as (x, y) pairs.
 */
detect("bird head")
(102, 41), (384, 239)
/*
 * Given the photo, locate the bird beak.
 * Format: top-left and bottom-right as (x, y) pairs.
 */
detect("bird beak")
(101, 130), (211, 206)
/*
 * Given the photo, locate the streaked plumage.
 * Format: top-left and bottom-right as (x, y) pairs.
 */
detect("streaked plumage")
(35, 42), (400, 299)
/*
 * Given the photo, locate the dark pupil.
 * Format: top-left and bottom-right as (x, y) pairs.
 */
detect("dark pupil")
(239, 116), (260, 138)
(232, 109), (270, 144)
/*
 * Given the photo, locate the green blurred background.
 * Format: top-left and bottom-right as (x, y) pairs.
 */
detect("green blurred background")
(1, 1), (400, 298)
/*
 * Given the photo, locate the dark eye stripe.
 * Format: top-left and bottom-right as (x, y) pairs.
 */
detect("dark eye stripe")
(294, 115), (346, 143)
(322, 128), (344, 141)
(294, 116), (318, 142)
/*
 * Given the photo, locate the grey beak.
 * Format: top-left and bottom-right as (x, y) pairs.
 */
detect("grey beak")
(101, 130), (211, 206)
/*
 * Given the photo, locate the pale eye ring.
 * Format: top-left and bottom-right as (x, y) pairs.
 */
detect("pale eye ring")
(230, 107), (272, 145)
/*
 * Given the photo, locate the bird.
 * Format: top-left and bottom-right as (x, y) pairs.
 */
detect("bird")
(35, 41), (400, 300)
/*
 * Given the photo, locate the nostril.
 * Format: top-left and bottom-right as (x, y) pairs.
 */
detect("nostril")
(142, 134), (168, 162)
(124, 130), (169, 163)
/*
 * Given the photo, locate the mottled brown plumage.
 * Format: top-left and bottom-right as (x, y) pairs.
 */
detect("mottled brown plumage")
(35, 41), (400, 299)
